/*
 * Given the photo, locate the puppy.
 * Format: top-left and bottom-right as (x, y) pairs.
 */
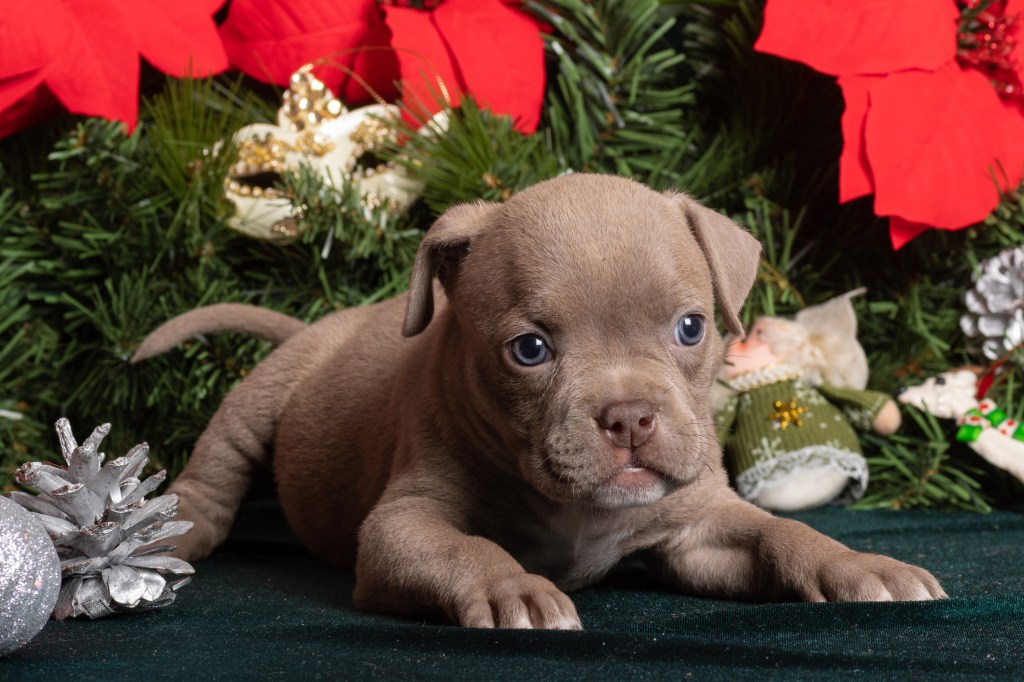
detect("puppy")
(134, 174), (945, 629)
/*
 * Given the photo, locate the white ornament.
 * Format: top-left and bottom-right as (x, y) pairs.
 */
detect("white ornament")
(223, 65), (428, 241)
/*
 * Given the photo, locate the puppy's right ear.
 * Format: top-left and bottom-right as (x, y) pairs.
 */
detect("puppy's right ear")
(403, 201), (498, 337)
(665, 193), (762, 337)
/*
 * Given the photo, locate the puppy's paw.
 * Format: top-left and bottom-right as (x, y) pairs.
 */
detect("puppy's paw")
(456, 573), (582, 630)
(808, 551), (947, 602)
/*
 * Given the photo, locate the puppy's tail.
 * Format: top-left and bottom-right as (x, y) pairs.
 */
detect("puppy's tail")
(131, 303), (307, 363)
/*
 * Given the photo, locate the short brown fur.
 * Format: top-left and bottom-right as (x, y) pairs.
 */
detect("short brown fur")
(136, 174), (944, 629)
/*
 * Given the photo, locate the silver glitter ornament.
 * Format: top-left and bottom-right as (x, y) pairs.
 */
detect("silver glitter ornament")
(961, 247), (1024, 360)
(8, 419), (194, 619)
(0, 496), (61, 657)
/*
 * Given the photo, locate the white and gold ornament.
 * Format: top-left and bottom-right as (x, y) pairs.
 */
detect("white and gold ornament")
(223, 65), (426, 241)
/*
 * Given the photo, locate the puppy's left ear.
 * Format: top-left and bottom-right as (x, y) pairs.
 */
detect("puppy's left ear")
(403, 200), (499, 337)
(667, 193), (762, 337)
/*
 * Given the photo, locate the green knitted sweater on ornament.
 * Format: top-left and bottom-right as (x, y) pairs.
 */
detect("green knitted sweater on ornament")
(715, 364), (889, 502)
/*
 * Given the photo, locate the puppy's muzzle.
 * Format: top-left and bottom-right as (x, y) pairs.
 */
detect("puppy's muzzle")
(596, 399), (656, 449)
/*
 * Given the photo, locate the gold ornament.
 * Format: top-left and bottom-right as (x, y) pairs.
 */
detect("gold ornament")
(769, 397), (807, 430)
(222, 65), (434, 241)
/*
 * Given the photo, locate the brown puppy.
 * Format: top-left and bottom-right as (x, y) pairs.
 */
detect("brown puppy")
(134, 174), (945, 629)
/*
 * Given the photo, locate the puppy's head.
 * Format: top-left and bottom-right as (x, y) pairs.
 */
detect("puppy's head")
(404, 174), (761, 508)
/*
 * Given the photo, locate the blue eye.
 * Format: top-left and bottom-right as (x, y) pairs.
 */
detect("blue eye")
(675, 315), (705, 346)
(510, 334), (550, 366)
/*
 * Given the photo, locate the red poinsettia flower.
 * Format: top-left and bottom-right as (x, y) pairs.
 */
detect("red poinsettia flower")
(218, 0), (401, 105)
(0, 0), (229, 139)
(756, 0), (1024, 248)
(219, 0), (545, 133)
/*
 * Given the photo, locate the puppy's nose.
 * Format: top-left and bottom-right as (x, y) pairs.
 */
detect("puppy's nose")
(597, 400), (656, 449)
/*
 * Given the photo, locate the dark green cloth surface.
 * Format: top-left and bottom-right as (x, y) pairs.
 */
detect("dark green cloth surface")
(4, 502), (1024, 680)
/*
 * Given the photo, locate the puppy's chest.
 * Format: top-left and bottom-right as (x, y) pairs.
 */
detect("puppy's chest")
(503, 511), (642, 590)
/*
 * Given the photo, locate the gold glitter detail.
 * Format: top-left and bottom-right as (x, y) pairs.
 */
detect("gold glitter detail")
(350, 118), (389, 149)
(769, 397), (807, 430)
(283, 65), (347, 132)
(271, 219), (300, 239)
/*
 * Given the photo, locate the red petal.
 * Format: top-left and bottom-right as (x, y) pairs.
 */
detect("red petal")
(331, 19), (399, 104)
(888, 216), (931, 250)
(0, 84), (59, 139)
(0, 69), (47, 114)
(118, 0), (228, 77)
(384, 5), (463, 122)
(0, 0), (71, 81)
(432, 0), (545, 133)
(44, 0), (139, 130)
(866, 64), (1024, 228)
(219, 0), (381, 91)
(755, 0), (959, 76)
(889, 215), (974, 249)
(2, 0), (230, 136)
(0, 0), (72, 110)
(838, 76), (875, 202)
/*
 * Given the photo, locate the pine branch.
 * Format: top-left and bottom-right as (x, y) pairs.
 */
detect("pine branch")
(849, 406), (991, 513)
(385, 98), (562, 214)
(529, 0), (701, 186)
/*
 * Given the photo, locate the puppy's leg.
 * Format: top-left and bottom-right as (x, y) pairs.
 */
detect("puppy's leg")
(167, 348), (304, 561)
(648, 496), (946, 602)
(354, 494), (582, 630)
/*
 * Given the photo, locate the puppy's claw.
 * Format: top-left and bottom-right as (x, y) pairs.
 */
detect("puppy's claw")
(458, 574), (582, 630)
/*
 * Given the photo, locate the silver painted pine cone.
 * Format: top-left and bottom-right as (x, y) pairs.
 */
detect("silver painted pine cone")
(960, 247), (1024, 361)
(7, 419), (193, 619)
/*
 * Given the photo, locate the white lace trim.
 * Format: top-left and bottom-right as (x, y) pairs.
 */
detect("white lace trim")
(734, 445), (869, 503)
(726, 363), (802, 392)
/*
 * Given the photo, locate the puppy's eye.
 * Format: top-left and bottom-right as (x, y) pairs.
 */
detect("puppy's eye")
(675, 315), (705, 346)
(510, 334), (551, 366)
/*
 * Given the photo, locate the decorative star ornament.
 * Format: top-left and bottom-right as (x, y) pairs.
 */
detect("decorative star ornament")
(769, 397), (807, 430)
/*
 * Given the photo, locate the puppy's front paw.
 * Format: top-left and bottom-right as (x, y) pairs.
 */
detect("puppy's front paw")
(456, 573), (582, 630)
(809, 552), (947, 602)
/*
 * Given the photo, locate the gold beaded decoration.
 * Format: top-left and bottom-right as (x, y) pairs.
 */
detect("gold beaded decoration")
(282, 65), (347, 132)
(769, 397), (807, 430)
(225, 66), (347, 199)
(348, 116), (396, 179)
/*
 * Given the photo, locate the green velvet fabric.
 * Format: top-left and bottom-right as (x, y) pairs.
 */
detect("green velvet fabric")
(5, 502), (1023, 680)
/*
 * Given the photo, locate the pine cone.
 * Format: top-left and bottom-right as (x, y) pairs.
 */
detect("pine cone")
(961, 247), (1024, 360)
(6, 419), (193, 619)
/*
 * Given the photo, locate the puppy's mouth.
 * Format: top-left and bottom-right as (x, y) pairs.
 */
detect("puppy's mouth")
(539, 450), (679, 509)
(606, 462), (663, 490)
(594, 458), (676, 509)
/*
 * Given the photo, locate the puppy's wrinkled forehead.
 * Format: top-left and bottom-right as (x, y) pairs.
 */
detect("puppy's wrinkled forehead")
(461, 175), (712, 328)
